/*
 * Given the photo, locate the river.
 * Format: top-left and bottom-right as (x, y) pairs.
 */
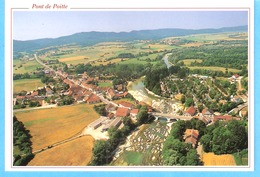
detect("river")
(162, 53), (172, 69)
(127, 53), (182, 114)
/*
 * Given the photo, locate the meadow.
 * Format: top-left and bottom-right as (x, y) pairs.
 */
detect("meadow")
(14, 103), (99, 151)
(13, 78), (44, 94)
(188, 66), (241, 73)
(13, 60), (41, 74)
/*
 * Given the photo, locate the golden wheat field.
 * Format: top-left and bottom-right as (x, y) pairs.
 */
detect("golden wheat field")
(14, 104), (99, 151)
(28, 136), (95, 166)
(202, 153), (236, 166)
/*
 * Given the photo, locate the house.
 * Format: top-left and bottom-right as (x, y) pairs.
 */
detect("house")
(88, 116), (107, 130)
(232, 74), (240, 80)
(108, 112), (115, 119)
(45, 87), (53, 97)
(213, 115), (233, 122)
(31, 91), (39, 97)
(202, 108), (214, 119)
(107, 88), (117, 100)
(231, 95), (242, 103)
(184, 106), (197, 116)
(118, 101), (134, 109)
(115, 84), (123, 91)
(16, 95), (25, 100)
(86, 94), (101, 104)
(184, 129), (199, 148)
(115, 107), (130, 117)
(105, 103), (117, 112)
(130, 109), (139, 118)
(102, 117), (122, 132)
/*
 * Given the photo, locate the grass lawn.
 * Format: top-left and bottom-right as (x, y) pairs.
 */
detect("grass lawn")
(13, 79), (44, 94)
(13, 60), (42, 74)
(28, 136), (95, 166)
(14, 103), (99, 151)
(233, 149), (248, 166)
(98, 81), (112, 87)
(188, 66), (241, 73)
(121, 151), (143, 165)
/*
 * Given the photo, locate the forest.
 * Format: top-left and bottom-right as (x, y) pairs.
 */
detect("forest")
(200, 119), (248, 155)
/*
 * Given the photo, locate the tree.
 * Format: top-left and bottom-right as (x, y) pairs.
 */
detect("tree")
(137, 106), (149, 125)
(122, 117), (135, 131)
(91, 140), (112, 165)
(181, 95), (186, 104)
(200, 134), (212, 152)
(177, 68), (187, 79)
(185, 98), (194, 107)
(186, 149), (200, 165)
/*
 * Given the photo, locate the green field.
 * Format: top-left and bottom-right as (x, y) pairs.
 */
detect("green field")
(111, 151), (143, 166)
(13, 79), (44, 93)
(182, 32), (248, 42)
(188, 66), (241, 73)
(98, 81), (112, 87)
(13, 60), (42, 74)
(233, 149), (248, 166)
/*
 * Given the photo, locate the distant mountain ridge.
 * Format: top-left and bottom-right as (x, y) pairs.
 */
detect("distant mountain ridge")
(13, 25), (248, 53)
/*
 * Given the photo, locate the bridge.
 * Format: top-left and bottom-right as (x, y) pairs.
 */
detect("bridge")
(150, 112), (193, 122)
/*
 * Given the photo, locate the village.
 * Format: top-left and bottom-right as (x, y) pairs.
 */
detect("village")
(13, 54), (248, 146)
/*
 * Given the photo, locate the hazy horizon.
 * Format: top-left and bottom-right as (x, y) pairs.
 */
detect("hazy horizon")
(13, 11), (248, 41)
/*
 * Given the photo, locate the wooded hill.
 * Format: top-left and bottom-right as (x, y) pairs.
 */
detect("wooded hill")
(13, 25), (247, 53)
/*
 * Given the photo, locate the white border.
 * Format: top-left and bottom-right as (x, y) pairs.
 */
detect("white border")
(5, 0), (254, 172)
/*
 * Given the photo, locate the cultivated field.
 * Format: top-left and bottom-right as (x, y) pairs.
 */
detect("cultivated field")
(202, 152), (236, 166)
(28, 136), (94, 166)
(14, 103), (99, 151)
(13, 60), (41, 74)
(13, 79), (44, 94)
(183, 32), (248, 42)
(181, 59), (203, 66)
(188, 66), (241, 73)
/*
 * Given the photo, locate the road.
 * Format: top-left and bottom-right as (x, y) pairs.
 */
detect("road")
(13, 104), (57, 113)
(34, 54), (117, 107)
(150, 112), (193, 121)
(229, 103), (248, 114)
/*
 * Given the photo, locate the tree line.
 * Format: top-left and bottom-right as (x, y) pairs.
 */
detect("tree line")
(13, 116), (34, 166)
(200, 119), (248, 155)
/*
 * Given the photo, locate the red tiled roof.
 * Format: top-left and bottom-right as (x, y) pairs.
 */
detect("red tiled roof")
(116, 107), (130, 117)
(107, 88), (116, 97)
(185, 106), (196, 116)
(214, 115), (232, 121)
(105, 103), (116, 110)
(86, 94), (101, 103)
(31, 91), (39, 96)
(119, 101), (134, 108)
(185, 129), (199, 139)
(202, 108), (214, 115)
(185, 136), (197, 146)
(130, 109), (139, 115)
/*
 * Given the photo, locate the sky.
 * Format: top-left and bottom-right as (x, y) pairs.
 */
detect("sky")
(13, 11), (248, 41)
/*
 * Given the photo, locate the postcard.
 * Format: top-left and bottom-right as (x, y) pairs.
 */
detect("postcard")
(1, 0), (257, 176)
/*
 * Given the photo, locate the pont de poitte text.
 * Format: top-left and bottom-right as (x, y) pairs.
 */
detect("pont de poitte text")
(32, 4), (68, 9)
